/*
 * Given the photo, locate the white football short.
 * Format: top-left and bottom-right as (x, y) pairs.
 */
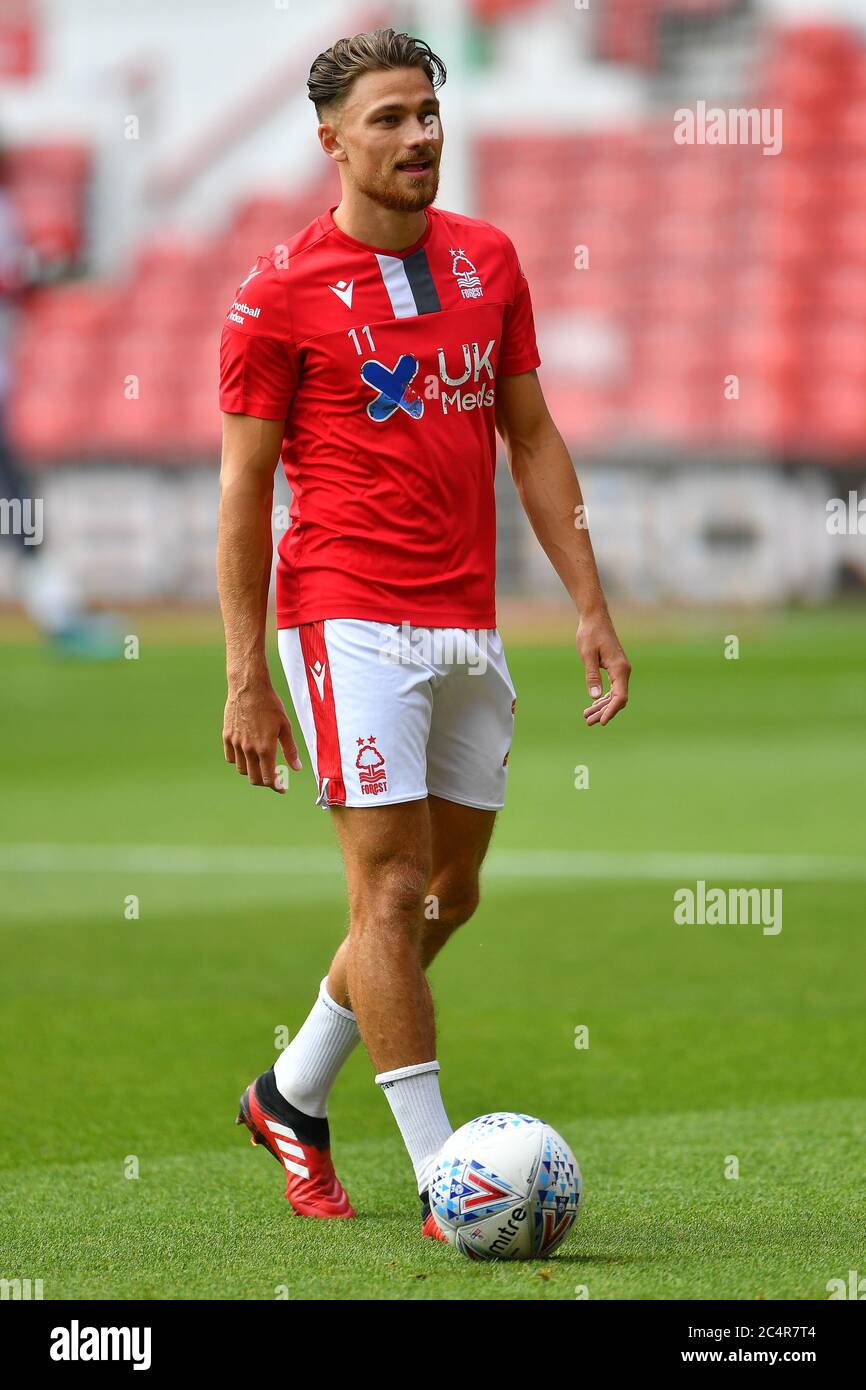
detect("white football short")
(277, 619), (517, 810)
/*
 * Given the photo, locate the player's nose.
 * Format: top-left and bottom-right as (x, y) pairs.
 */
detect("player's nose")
(409, 120), (439, 148)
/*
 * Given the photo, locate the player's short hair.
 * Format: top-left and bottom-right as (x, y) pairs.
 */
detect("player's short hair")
(308, 27), (447, 122)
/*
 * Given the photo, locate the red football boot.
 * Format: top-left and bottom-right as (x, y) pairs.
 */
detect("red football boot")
(420, 1189), (447, 1242)
(235, 1067), (354, 1218)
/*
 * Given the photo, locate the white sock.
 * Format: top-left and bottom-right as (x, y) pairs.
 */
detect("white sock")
(273, 976), (360, 1118)
(375, 1060), (453, 1194)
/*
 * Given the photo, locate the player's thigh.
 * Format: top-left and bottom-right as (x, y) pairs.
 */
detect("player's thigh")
(429, 794), (497, 880)
(330, 798), (433, 920)
(427, 794), (496, 921)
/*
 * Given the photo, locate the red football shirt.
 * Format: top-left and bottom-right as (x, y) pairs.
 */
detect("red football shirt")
(219, 203), (541, 629)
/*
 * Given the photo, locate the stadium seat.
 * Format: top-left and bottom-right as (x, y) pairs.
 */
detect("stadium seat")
(10, 19), (866, 463)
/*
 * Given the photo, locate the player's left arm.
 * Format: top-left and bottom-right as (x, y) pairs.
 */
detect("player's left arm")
(495, 369), (631, 725)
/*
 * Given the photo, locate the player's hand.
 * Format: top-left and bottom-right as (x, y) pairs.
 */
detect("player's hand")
(222, 678), (302, 793)
(577, 613), (632, 726)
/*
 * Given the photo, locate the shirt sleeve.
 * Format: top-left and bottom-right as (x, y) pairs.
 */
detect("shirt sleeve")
(497, 233), (541, 377)
(219, 256), (299, 420)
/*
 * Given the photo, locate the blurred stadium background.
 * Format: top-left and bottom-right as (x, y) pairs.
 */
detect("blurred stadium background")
(0, 0), (864, 614)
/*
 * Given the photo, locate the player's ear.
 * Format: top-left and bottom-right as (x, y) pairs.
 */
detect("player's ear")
(318, 121), (347, 163)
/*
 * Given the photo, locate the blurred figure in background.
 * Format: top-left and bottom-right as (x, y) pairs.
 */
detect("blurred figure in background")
(0, 140), (116, 655)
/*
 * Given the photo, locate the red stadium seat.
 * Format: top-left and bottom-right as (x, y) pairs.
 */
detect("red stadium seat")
(11, 19), (866, 462)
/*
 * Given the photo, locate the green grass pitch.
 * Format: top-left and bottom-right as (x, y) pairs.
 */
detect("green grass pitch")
(0, 607), (864, 1300)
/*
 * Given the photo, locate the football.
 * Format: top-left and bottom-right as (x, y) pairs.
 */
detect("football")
(429, 1113), (582, 1260)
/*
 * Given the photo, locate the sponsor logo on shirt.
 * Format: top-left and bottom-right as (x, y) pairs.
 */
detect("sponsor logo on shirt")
(361, 354), (424, 422)
(355, 339), (497, 419)
(227, 299), (262, 326)
(449, 247), (483, 300)
(356, 735), (387, 796)
(438, 339), (494, 385)
(437, 338), (496, 415)
(359, 341), (499, 422)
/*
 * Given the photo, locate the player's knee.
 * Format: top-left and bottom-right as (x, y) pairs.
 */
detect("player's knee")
(350, 855), (431, 931)
(427, 876), (480, 931)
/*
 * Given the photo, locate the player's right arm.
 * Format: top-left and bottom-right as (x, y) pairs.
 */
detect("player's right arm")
(217, 412), (301, 793)
(218, 256), (301, 792)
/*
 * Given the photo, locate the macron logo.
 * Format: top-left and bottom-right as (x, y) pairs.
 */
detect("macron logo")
(309, 660), (327, 700)
(329, 278), (354, 308)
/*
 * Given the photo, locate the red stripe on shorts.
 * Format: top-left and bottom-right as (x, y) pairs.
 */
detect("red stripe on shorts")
(298, 621), (346, 806)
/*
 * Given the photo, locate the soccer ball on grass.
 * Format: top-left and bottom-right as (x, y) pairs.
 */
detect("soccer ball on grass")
(429, 1112), (581, 1260)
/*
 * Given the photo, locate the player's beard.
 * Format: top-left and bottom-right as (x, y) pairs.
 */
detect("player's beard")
(354, 156), (440, 213)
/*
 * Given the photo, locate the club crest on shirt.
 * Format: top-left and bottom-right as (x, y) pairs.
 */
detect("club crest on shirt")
(449, 247), (483, 300)
(356, 735), (387, 796)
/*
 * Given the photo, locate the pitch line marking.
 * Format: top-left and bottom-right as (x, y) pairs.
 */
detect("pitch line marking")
(0, 844), (863, 883)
